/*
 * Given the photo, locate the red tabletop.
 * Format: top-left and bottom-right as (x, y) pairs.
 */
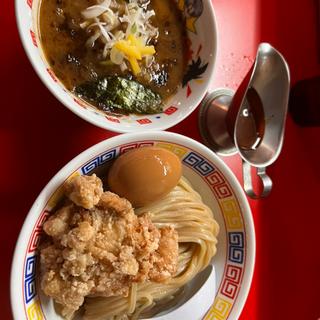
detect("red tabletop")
(2, 0), (320, 319)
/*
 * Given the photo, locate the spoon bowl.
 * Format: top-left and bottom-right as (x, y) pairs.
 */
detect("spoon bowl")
(234, 43), (290, 168)
(145, 265), (216, 320)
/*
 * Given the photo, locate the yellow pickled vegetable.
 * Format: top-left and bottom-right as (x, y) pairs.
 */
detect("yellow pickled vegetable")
(128, 34), (143, 47)
(114, 40), (142, 60)
(128, 57), (141, 75)
(140, 46), (156, 55)
(113, 35), (156, 75)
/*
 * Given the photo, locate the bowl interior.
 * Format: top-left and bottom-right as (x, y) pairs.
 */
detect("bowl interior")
(16, 0), (217, 132)
(11, 132), (255, 320)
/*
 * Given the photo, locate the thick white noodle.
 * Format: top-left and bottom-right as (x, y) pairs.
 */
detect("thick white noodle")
(84, 178), (219, 320)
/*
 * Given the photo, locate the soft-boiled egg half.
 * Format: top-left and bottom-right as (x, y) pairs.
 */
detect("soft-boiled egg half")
(108, 147), (182, 207)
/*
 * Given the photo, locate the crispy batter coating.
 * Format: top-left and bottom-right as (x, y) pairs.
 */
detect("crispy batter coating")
(64, 174), (103, 209)
(40, 175), (178, 318)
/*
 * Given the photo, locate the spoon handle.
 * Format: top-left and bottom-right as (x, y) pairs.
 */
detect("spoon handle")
(242, 161), (273, 199)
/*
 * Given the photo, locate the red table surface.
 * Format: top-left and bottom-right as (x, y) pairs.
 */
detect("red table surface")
(1, 0), (320, 319)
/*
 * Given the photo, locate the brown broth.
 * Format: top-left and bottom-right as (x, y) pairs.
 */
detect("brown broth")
(39, 0), (187, 109)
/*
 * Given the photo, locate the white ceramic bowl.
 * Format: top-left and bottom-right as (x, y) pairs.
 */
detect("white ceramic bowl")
(11, 131), (255, 320)
(15, 0), (217, 133)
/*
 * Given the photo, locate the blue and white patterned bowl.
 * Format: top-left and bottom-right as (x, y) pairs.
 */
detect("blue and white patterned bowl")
(10, 131), (255, 320)
(15, 0), (217, 132)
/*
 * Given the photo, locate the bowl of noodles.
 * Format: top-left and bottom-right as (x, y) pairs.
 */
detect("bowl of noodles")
(15, 0), (217, 132)
(11, 131), (255, 320)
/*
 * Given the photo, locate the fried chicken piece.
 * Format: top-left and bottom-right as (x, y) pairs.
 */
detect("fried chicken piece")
(41, 175), (179, 319)
(43, 204), (73, 238)
(149, 226), (179, 282)
(98, 191), (133, 215)
(41, 269), (94, 319)
(113, 245), (139, 276)
(64, 174), (103, 209)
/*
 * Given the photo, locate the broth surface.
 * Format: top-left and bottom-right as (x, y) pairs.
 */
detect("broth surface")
(39, 0), (187, 104)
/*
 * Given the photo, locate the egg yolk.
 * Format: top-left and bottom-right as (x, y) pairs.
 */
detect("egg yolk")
(108, 147), (182, 207)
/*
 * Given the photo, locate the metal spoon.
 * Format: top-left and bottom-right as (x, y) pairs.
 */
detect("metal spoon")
(142, 265), (216, 320)
(199, 43), (290, 198)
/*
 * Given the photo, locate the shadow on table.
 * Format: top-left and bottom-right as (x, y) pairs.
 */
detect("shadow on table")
(255, 0), (320, 318)
(0, 22), (115, 318)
